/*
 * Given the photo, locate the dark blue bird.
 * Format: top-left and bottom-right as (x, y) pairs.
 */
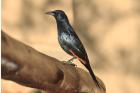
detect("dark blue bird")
(46, 10), (100, 87)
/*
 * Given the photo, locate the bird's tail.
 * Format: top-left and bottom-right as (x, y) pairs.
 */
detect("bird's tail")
(84, 61), (101, 88)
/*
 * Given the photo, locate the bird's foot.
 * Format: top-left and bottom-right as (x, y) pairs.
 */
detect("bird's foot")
(66, 57), (77, 66)
(67, 61), (77, 67)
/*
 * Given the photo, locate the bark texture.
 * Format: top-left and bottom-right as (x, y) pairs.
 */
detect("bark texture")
(1, 31), (106, 93)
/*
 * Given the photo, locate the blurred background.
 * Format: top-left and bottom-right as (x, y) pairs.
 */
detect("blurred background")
(1, 0), (140, 93)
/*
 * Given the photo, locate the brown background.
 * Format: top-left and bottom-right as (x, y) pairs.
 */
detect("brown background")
(2, 0), (140, 93)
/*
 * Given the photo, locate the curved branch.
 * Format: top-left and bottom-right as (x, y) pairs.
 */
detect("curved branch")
(1, 30), (106, 93)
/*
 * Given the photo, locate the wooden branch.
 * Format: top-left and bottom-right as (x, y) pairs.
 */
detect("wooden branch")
(1, 31), (106, 93)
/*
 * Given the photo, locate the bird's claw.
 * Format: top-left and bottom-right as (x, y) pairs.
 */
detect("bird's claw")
(66, 61), (77, 67)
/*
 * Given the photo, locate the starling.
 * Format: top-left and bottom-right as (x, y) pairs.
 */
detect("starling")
(46, 10), (100, 87)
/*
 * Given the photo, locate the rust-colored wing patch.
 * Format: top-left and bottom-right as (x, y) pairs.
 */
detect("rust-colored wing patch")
(68, 49), (87, 65)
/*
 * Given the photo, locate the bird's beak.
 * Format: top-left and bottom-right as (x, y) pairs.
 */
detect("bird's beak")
(45, 11), (55, 16)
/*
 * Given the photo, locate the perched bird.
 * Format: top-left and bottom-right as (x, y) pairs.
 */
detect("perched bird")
(46, 10), (100, 87)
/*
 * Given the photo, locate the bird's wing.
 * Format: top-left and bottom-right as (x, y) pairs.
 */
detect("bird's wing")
(68, 35), (89, 63)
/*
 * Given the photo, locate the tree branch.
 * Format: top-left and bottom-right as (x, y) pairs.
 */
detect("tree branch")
(1, 30), (106, 93)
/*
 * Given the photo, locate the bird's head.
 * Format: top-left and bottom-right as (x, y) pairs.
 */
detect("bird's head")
(46, 10), (68, 21)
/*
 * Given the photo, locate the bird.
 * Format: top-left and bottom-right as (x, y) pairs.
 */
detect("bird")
(46, 10), (100, 88)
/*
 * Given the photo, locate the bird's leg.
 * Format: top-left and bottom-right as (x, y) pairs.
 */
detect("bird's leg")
(68, 56), (76, 62)
(66, 57), (77, 66)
